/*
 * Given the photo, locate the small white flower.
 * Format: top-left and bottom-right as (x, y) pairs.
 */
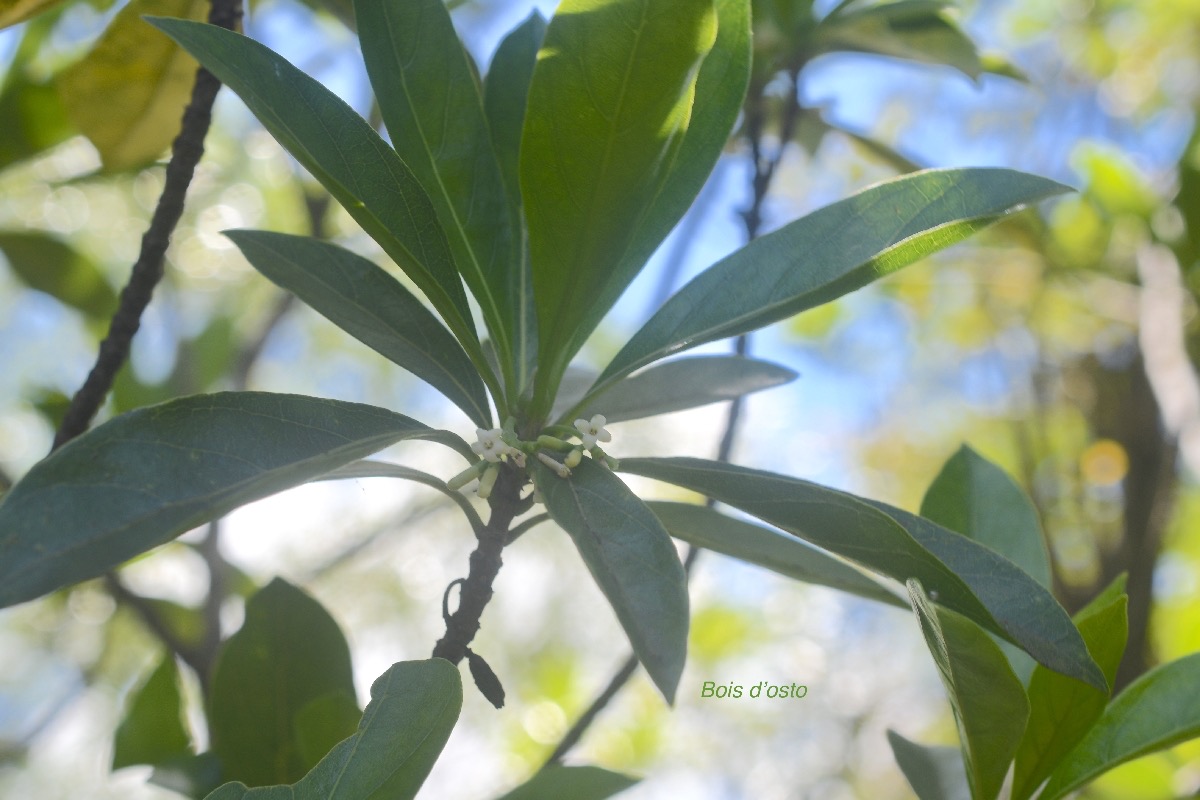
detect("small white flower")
(574, 414), (612, 450)
(471, 428), (509, 463)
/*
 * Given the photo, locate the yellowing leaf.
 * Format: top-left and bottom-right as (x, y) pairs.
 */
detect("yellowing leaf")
(57, 0), (208, 171)
(0, 0), (64, 29)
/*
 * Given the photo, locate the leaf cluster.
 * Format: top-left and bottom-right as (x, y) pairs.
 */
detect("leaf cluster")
(3, 0), (1198, 798)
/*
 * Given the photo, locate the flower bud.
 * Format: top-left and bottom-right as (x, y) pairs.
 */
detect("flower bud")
(537, 434), (571, 452)
(447, 460), (486, 491)
(476, 464), (500, 499)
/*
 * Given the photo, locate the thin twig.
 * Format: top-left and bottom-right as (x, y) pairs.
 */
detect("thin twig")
(231, 292), (296, 389)
(197, 520), (226, 667)
(51, 0), (242, 451)
(105, 574), (209, 684)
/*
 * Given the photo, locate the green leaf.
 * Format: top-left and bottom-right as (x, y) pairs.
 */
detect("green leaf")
(921, 446), (1051, 589)
(886, 729), (970, 800)
(225, 230), (491, 427)
(603, 0), (752, 328)
(0, 26), (74, 171)
(209, 579), (357, 785)
(202, 659), (460, 800)
(908, 578), (1029, 800)
(619, 457), (1106, 690)
(0, 392), (470, 608)
(0, 231), (118, 319)
(292, 692), (363, 776)
(484, 11), (547, 220)
(58, 0), (207, 170)
(496, 764), (640, 800)
(920, 445), (1051, 682)
(355, 0), (518, 385)
(861, 498), (1105, 691)
(523, 0), (718, 419)
(815, 0), (985, 81)
(112, 654), (192, 770)
(149, 752), (223, 799)
(1038, 655), (1200, 799)
(147, 18), (484, 381)
(813, 115), (924, 174)
(1172, 128), (1200, 269)
(483, 11), (546, 392)
(1011, 576), (1128, 800)
(205, 785), (291, 800)
(0, 0), (65, 28)
(533, 458), (689, 703)
(597, 168), (1070, 392)
(567, 356), (796, 425)
(646, 501), (905, 608)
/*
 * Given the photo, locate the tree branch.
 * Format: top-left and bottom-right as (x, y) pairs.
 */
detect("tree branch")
(51, 0), (242, 451)
(104, 574), (210, 685)
(45, 0), (242, 694)
(432, 465), (525, 667)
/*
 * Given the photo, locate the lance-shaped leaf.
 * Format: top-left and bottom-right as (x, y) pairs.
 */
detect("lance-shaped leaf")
(0, 231), (118, 319)
(886, 729), (970, 800)
(533, 458), (689, 703)
(606, 0), (751, 321)
(112, 654), (192, 771)
(860, 498), (1104, 690)
(292, 692), (363, 775)
(0, 392), (470, 608)
(225, 230), (491, 427)
(58, 0), (207, 171)
(567, 356), (796, 425)
(1011, 576), (1128, 800)
(356, 0), (518, 379)
(203, 659), (461, 800)
(497, 764), (640, 800)
(209, 579), (357, 786)
(523, 0), (718, 418)
(908, 579), (1028, 800)
(647, 501), (905, 608)
(620, 457), (1105, 690)
(484, 11), (547, 220)
(816, 115), (924, 174)
(921, 445), (1051, 682)
(1038, 651), (1200, 800)
(484, 11), (546, 392)
(815, 0), (986, 82)
(597, 169), (1070, 393)
(921, 446), (1051, 589)
(147, 19), (481, 370)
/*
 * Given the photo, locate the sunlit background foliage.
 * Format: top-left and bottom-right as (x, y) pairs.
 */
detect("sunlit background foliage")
(1, 0), (1198, 797)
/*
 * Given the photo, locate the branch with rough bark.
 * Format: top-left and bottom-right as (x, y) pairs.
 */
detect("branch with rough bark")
(52, 0), (242, 451)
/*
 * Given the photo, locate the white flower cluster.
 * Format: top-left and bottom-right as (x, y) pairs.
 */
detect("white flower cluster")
(451, 413), (617, 499)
